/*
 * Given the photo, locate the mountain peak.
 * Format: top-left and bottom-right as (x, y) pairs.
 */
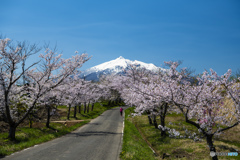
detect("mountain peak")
(117, 56), (125, 60)
(81, 57), (165, 81)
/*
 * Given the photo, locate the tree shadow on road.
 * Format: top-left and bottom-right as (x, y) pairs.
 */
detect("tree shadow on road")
(67, 131), (121, 137)
(87, 122), (101, 125)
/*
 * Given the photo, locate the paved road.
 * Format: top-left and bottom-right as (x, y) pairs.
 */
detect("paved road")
(2, 106), (127, 160)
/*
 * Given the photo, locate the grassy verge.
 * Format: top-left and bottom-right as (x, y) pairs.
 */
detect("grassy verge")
(0, 101), (124, 158)
(121, 108), (240, 160)
(120, 107), (157, 160)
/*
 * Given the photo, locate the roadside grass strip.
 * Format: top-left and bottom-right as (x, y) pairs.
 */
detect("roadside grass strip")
(121, 108), (240, 160)
(120, 107), (156, 160)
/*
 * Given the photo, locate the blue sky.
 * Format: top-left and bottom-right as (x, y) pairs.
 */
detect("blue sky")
(1, 0), (240, 75)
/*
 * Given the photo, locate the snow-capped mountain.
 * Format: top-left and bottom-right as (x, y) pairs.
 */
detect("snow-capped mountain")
(80, 56), (165, 81)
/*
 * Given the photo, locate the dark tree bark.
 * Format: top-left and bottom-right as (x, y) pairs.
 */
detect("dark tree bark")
(78, 103), (81, 114)
(84, 102), (86, 113)
(108, 100), (112, 106)
(91, 103), (94, 111)
(67, 104), (71, 120)
(160, 103), (168, 136)
(8, 124), (17, 141)
(87, 102), (90, 113)
(148, 115), (152, 125)
(160, 115), (166, 136)
(46, 105), (51, 128)
(28, 112), (33, 128)
(74, 105), (77, 118)
(119, 98), (122, 103)
(206, 134), (218, 160)
(153, 115), (158, 129)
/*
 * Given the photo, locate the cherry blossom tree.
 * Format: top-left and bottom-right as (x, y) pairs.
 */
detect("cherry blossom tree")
(39, 85), (61, 128)
(99, 74), (123, 105)
(60, 77), (92, 119)
(164, 61), (239, 160)
(0, 38), (90, 140)
(57, 76), (107, 119)
(119, 66), (177, 136)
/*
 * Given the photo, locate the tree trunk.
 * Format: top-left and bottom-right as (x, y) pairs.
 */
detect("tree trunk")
(206, 134), (218, 160)
(67, 104), (71, 120)
(28, 113), (33, 128)
(108, 100), (112, 106)
(160, 115), (166, 136)
(87, 103), (90, 113)
(29, 119), (33, 128)
(91, 103), (94, 111)
(78, 103), (81, 114)
(84, 102), (86, 113)
(153, 115), (158, 129)
(46, 105), (51, 128)
(160, 102), (168, 136)
(181, 108), (218, 160)
(148, 115), (152, 125)
(6, 98), (38, 141)
(74, 105), (77, 118)
(8, 124), (17, 141)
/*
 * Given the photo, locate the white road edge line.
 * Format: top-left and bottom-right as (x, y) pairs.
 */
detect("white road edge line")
(149, 146), (156, 154)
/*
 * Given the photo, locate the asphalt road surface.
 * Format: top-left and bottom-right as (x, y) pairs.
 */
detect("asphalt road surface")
(2, 106), (126, 160)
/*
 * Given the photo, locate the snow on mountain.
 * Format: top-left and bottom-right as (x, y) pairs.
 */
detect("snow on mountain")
(80, 56), (165, 81)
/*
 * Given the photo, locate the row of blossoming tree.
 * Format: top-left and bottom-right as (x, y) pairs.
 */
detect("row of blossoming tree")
(107, 62), (239, 160)
(0, 38), (116, 141)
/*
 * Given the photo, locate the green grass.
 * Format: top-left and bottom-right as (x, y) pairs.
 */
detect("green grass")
(0, 101), (124, 158)
(121, 108), (240, 160)
(120, 107), (157, 160)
